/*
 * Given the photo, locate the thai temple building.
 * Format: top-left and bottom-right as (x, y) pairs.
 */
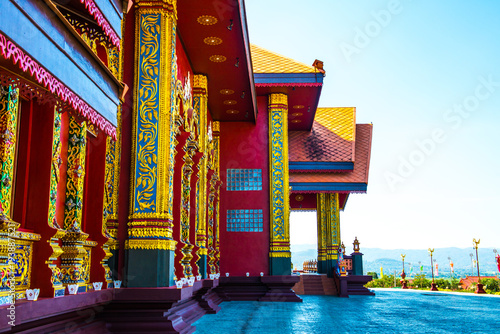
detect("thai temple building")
(0, 0), (373, 332)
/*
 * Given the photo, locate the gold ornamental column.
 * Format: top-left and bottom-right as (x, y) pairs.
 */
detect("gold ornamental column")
(193, 75), (208, 278)
(213, 122), (221, 274)
(206, 121), (220, 275)
(325, 193), (340, 277)
(268, 93), (291, 275)
(125, 0), (177, 287)
(179, 138), (197, 278)
(316, 193), (327, 274)
(0, 86), (19, 305)
(60, 116), (89, 293)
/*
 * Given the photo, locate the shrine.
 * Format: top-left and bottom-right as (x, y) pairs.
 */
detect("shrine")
(0, 0), (373, 332)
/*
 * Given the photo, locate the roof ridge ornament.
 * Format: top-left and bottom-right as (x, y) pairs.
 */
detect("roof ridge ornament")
(312, 59), (325, 76)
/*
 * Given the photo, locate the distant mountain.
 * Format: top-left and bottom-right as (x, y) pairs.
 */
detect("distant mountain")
(291, 245), (499, 277)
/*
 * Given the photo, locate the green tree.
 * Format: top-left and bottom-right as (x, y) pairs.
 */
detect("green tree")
(367, 271), (378, 279)
(365, 274), (401, 288)
(411, 274), (431, 288)
(450, 277), (460, 290)
(435, 278), (449, 289)
(482, 278), (499, 292)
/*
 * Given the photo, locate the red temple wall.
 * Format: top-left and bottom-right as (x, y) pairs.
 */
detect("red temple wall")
(82, 131), (108, 282)
(12, 100), (53, 230)
(176, 34), (192, 87)
(219, 96), (270, 276)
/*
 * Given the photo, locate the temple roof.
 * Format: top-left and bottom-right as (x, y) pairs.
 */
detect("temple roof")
(289, 124), (373, 193)
(289, 107), (356, 164)
(250, 44), (317, 74)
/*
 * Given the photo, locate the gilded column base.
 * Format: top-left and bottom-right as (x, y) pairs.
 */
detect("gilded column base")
(60, 231), (89, 293)
(101, 238), (117, 288)
(207, 247), (216, 275)
(46, 229), (67, 297)
(180, 243), (194, 278)
(196, 247), (207, 278)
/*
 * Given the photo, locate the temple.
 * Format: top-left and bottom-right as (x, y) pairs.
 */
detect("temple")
(0, 0), (373, 332)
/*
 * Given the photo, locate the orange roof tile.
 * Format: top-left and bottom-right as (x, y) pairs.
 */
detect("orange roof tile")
(290, 124), (372, 184)
(250, 44), (317, 74)
(289, 107), (356, 162)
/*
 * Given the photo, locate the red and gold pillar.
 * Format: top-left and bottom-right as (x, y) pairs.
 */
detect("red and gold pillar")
(316, 193), (327, 274)
(268, 93), (291, 275)
(193, 75), (208, 278)
(125, 0), (177, 287)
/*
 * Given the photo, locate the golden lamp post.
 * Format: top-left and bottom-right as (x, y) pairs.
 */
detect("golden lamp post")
(428, 248), (438, 291)
(473, 238), (486, 294)
(400, 254), (408, 289)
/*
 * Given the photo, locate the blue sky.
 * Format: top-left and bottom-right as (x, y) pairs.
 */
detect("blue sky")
(245, 0), (500, 249)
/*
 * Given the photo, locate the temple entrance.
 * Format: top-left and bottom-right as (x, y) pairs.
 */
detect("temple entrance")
(290, 210), (318, 273)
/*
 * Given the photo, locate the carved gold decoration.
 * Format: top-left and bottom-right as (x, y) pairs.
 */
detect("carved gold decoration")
(46, 111), (66, 296)
(325, 193), (340, 261)
(64, 116), (87, 230)
(60, 232), (89, 291)
(193, 75), (208, 264)
(107, 46), (120, 78)
(317, 193), (327, 263)
(129, 7), (176, 232)
(125, 239), (176, 251)
(0, 86), (19, 217)
(101, 135), (118, 285)
(131, 13), (161, 215)
(179, 139), (197, 277)
(48, 110), (62, 229)
(46, 229), (66, 297)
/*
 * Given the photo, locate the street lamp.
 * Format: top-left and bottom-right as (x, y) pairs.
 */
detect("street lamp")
(469, 253), (474, 276)
(473, 238), (486, 294)
(401, 254), (408, 289)
(495, 249), (500, 277)
(428, 248), (438, 291)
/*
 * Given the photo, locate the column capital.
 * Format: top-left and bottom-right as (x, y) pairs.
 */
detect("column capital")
(135, 0), (177, 18)
(193, 74), (208, 95)
(268, 93), (288, 109)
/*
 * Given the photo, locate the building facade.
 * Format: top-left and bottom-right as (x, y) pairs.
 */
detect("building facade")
(0, 0), (372, 332)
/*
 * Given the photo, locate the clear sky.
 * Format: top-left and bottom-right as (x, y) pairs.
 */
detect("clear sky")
(245, 0), (500, 249)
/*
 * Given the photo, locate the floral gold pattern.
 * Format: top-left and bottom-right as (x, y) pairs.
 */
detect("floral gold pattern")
(0, 85), (18, 217)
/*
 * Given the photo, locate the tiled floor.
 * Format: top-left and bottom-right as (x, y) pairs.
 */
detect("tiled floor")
(193, 290), (500, 333)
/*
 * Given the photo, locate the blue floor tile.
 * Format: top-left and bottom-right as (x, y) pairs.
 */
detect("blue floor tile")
(193, 290), (500, 334)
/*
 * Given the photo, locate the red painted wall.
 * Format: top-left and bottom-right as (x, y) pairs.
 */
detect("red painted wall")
(176, 35), (192, 88)
(290, 193), (317, 210)
(219, 96), (270, 276)
(82, 131), (108, 283)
